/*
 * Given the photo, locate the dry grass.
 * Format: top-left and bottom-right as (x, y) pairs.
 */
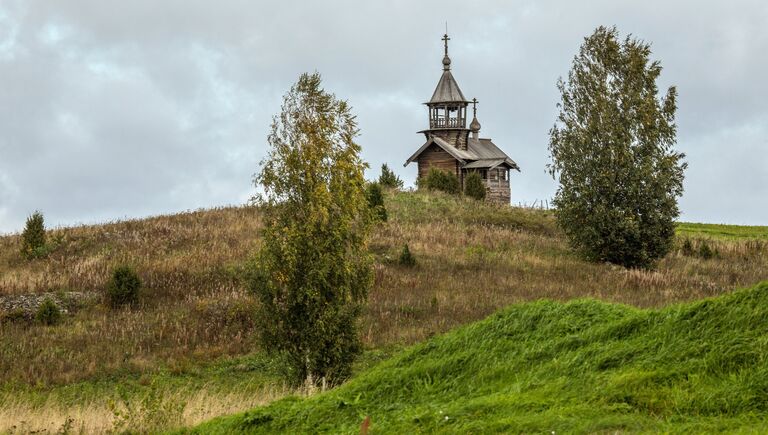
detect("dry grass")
(1, 207), (261, 386)
(0, 191), (766, 432)
(0, 384), (289, 434)
(363, 211), (768, 346)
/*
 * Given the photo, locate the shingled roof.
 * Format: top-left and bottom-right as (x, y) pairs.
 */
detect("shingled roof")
(404, 136), (519, 171)
(428, 70), (469, 104)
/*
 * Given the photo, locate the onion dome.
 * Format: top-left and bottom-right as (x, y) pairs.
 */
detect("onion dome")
(470, 116), (481, 132)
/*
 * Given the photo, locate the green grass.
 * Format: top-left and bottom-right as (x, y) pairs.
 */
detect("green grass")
(677, 222), (768, 240)
(184, 281), (768, 434)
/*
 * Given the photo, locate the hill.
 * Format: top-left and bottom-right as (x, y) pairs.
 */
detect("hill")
(1, 191), (767, 432)
(187, 281), (768, 434)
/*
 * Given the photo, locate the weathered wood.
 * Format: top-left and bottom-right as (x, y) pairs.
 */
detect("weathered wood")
(409, 33), (517, 205)
(417, 143), (460, 180)
(426, 129), (469, 150)
(483, 169), (510, 203)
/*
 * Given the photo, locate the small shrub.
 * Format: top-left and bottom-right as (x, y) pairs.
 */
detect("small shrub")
(365, 182), (387, 222)
(421, 168), (460, 195)
(698, 241), (715, 260)
(681, 238), (694, 256)
(106, 266), (142, 308)
(464, 171), (487, 201)
(378, 163), (404, 190)
(398, 244), (416, 267)
(35, 298), (62, 326)
(21, 211), (47, 259)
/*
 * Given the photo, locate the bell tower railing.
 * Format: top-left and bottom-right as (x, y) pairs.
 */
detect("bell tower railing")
(428, 104), (467, 129)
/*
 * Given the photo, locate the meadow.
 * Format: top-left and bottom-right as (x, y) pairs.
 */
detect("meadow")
(188, 281), (768, 434)
(1, 190), (766, 432)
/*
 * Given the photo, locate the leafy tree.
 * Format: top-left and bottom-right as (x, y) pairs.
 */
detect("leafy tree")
(251, 72), (373, 386)
(366, 182), (387, 222)
(421, 168), (460, 195)
(548, 26), (686, 269)
(378, 163), (403, 189)
(21, 211), (46, 259)
(464, 171), (487, 201)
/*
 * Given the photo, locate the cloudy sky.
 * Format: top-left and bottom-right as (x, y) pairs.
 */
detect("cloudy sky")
(1, 0), (766, 233)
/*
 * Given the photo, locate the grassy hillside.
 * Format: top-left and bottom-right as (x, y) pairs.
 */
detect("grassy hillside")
(1, 191), (767, 432)
(677, 222), (768, 240)
(188, 281), (768, 434)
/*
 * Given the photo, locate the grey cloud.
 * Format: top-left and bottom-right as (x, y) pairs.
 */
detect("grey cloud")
(1, 0), (767, 233)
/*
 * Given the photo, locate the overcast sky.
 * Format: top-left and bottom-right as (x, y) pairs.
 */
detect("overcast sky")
(1, 0), (766, 233)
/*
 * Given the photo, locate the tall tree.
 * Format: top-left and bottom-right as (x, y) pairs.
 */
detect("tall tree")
(548, 26), (686, 269)
(252, 72), (373, 386)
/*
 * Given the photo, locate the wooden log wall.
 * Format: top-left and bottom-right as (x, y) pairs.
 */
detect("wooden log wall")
(429, 130), (469, 150)
(485, 168), (511, 204)
(417, 144), (460, 180)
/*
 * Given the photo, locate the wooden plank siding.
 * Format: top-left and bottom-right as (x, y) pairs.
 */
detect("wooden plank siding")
(484, 168), (511, 204)
(417, 144), (461, 180)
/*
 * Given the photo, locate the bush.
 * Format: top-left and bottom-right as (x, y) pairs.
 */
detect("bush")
(421, 168), (459, 195)
(21, 211), (47, 259)
(378, 164), (403, 190)
(698, 241), (716, 259)
(366, 182), (387, 222)
(35, 298), (62, 326)
(106, 266), (141, 308)
(464, 171), (487, 200)
(398, 244), (416, 267)
(681, 238), (694, 256)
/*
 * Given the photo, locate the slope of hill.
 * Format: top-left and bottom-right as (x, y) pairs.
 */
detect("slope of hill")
(187, 281), (768, 434)
(1, 191), (767, 432)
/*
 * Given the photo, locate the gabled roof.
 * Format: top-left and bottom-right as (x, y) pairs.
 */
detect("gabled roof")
(467, 138), (520, 171)
(428, 70), (469, 104)
(404, 135), (520, 172)
(404, 136), (473, 166)
(463, 159), (506, 169)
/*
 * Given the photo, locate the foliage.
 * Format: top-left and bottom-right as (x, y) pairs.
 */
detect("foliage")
(365, 182), (387, 222)
(420, 168), (460, 195)
(35, 298), (61, 326)
(463, 171), (486, 201)
(397, 244), (416, 267)
(189, 281), (768, 434)
(251, 72), (373, 387)
(681, 238), (695, 256)
(698, 240), (716, 259)
(378, 164), (403, 190)
(679, 238), (720, 260)
(21, 211), (47, 259)
(106, 265), (141, 308)
(548, 26), (686, 269)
